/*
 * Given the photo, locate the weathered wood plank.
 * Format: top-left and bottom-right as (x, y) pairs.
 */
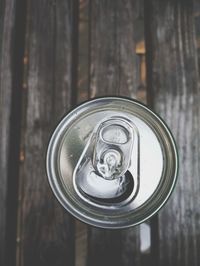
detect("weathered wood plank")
(77, 0), (90, 103)
(75, 220), (88, 266)
(89, 0), (141, 98)
(87, 1), (144, 265)
(0, 1), (15, 265)
(18, 1), (79, 265)
(0, 0), (26, 265)
(144, 1), (200, 266)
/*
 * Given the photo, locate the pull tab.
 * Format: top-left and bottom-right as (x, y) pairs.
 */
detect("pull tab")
(93, 118), (134, 180)
(73, 116), (140, 206)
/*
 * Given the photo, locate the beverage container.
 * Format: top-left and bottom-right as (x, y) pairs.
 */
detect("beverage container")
(46, 97), (178, 228)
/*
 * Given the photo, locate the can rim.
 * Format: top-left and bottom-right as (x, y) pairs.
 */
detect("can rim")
(46, 96), (179, 229)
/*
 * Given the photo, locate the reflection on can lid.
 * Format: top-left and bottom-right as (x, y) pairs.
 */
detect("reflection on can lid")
(46, 97), (178, 229)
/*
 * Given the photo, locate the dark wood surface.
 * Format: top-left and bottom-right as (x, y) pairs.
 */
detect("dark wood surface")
(0, 0), (26, 265)
(0, 0), (15, 264)
(0, 0), (200, 266)
(17, 1), (78, 266)
(145, 0), (200, 266)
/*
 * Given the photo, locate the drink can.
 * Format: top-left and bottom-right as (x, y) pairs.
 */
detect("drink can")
(46, 97), (178, 228)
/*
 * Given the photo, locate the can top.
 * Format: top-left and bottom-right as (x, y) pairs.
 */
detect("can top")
(46, 97), (178, 229)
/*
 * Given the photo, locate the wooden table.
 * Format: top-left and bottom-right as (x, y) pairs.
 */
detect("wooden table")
(0, 0), (200, 266)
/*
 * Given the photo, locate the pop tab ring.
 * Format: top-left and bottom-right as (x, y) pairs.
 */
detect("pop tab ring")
(46, 97), (178, 229)
(73, 116), (140, 206)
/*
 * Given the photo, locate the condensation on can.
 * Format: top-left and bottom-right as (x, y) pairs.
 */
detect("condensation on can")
(46, 97), (178, 229)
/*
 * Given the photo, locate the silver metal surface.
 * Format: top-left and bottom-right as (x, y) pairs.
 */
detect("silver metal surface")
(46, 97), (178, 228)
(73, 115), (139, 206)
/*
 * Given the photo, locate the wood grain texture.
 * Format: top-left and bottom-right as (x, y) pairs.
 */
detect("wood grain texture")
(18, 1), (78, 265)
(87, 1), (143, 266)
(145, 1), (200, 266)
(89, 0), (141, 98)
(0, 1), (15, 264)
(77, 0), (90, 103)
(0, 0), (26, 265)
(75, 220), (88, 266)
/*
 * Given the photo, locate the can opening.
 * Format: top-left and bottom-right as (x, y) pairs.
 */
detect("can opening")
(80, 171), (134, 204)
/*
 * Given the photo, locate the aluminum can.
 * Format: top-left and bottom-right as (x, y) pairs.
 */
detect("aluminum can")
(46, 97), (178, 228)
